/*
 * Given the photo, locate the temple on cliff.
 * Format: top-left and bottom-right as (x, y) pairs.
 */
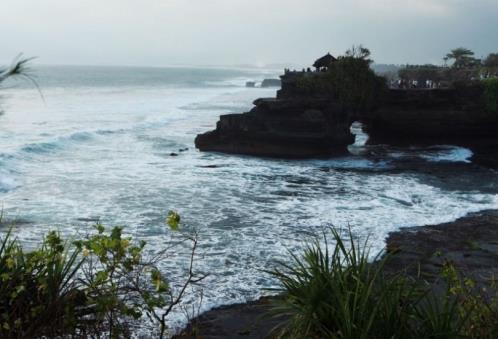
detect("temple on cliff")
(313, 53), (337, 71)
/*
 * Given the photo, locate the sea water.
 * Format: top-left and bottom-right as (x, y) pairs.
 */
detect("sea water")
(0, 65), (497, 332)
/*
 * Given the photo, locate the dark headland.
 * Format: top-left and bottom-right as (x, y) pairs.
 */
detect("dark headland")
(195, 50), (498, 168)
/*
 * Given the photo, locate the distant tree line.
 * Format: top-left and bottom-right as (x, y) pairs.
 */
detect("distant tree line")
(393, 48), (498, 89)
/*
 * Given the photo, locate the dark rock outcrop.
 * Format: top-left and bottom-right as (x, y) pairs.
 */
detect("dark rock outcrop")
(196, 66), (497, 163)
(195, 96), (354, 158)
(364, 85), (498, 144)
(385, 210), (498, 290)
(195, 71), (357, 158)
(362, 84), (498, 167)
(260, 78), (281, 88)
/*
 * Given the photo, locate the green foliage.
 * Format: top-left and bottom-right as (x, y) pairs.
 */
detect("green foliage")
(446, 48), (480, 69)
(268, 228), (419, 339)
(326, 56), (386, 113)
(269, 228), (498, 339)
(0, 212), (203, 338)
(295, 46), (386, 113)
(446, 47), (474, 60)
(483, 78), (498, 113)
(439, 263), (498, 338)
(344, 45), (372, 61)
(167, 210), (181, 231)
(0, 229), (86, 338)
(0, 56), (34, 83)
(0, 55), (44, 101)
(75, 224), (159, 337)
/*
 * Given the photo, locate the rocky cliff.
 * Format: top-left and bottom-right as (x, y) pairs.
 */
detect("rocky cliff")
(363, 84), (498, 167)
(195, 67), (498, 165)
(364, 84), (497, 144)
(195, 96), (354, 158)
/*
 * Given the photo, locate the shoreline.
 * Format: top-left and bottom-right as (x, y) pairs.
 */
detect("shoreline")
(175, 209), (498, 338)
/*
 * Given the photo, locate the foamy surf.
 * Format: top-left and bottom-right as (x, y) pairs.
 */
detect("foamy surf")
(0, 65), (497, 333)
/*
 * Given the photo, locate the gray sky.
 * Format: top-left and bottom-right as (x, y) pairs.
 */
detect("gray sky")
(1, 0), (497, 67)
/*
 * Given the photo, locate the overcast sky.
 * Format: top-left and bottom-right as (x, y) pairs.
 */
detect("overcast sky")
(1, 0), (497, 67)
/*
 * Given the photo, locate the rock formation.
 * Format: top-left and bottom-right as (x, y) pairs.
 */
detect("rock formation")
(260, 79), (282, 88)
(195, 56), (498, 165)
(364, 84), (498, 144)
(363, 83), (498, 167)
(195, 96), (354, 158)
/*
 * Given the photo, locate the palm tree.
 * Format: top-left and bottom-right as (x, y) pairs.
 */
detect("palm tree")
(445, 48), (478, 69)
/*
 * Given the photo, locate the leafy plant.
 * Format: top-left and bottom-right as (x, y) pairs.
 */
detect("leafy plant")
(0, 229), (86, 338)
(0, 211), (204, 338)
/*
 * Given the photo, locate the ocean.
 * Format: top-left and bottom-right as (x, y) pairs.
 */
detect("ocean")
(1, 65), (497, 332)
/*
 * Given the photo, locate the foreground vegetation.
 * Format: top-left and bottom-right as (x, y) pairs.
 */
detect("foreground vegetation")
(269, 228), (498, 339)
(0, 55), (37, 87)
(0, 212), (203, 338)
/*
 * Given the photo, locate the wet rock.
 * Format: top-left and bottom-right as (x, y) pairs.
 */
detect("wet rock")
(385, 209), (498, 289)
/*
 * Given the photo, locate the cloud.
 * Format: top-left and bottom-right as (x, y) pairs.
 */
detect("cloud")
(0, 0), (496, 66)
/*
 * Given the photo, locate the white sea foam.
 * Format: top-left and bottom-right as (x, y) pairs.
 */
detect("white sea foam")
(0, 66), (497, 333)
(421, 145), (473, 163)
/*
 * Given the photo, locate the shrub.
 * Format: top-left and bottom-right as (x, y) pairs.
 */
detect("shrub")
(0, 213), (203, 338)
(326, 56), (386, 113)
(0, 229), (86, 338)
(269, 228), (498, 339)
(268, 228), (419, 339)
(75, 223), (204, 338)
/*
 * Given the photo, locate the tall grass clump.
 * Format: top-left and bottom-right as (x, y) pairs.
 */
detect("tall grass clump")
(269, 228), (419, 339)
(0, 229), (86, 338)
(269, 228), (498, 339)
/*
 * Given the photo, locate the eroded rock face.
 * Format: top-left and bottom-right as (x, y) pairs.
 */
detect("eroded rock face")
(360, 85), (498, 167)
(195, 97), (354, 158)
(364, 85), (498, 144)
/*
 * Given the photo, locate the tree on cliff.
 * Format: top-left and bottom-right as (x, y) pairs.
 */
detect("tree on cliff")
(445, 48), (480, 69)
(484, 53), (498, 69)
(296, 46), (385, 113)
(344, 45), (372, 63)
(327, 46), (385, 112)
